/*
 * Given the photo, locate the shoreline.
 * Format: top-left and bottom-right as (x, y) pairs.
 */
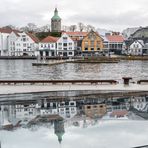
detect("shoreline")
(0, 55), (147, 60)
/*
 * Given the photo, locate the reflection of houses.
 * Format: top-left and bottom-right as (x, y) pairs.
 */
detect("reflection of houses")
(109, 110), (128, 119)
(58, 101), (77, 120)
(105, 100), (129, 119)
(82, 104), (107, 118)
(107, 101), (129, 112)
(38, 36), (58, 57)
(40, 100), (58, 115)
(81, 30), (104, 56)
(131, 97), (148, 112)
(54, 119), (65, 144)
(57, 33), (75, 57)
(0, 106), (13, 129)
(15, 104), (39, 124)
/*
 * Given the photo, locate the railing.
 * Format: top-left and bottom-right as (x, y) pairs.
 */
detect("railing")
(137, 80), (148, 84)
(132, 145), (148, 148)
(0, 80), (118, 85)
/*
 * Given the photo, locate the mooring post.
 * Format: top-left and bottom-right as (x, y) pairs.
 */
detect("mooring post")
(122, 77), (132, 85)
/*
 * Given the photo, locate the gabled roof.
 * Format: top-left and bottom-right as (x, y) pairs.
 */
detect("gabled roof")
(110, 110), (128, 117)
(0, 28), (21, 34)
(64, 32), (88, 37)
(130, 40), (144, 47)
(106, 35), (124, 42)
(41, 36), (59, 43)
(26, 33), (40, 43)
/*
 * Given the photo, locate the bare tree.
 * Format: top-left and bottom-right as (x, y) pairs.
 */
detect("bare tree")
(27, 23), (37, 32)
(2, 25), (16, 30)
(38, 24), (50, 32)
(62, 25), (70, 32)
(78, 22), (85, 32)
(86, 25), (95, 32)
(20, 26), (30, 32)
(69, 25), (77, 32)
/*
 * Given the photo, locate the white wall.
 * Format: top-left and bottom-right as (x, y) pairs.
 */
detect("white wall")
(0, 32), (9, 56)
(129, 41), (143, 55)
(57, 33), (75, 57)
(15, 32), (38, 56)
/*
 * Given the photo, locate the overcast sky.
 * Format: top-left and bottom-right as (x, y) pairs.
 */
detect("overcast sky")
(0, 0), (148, 31)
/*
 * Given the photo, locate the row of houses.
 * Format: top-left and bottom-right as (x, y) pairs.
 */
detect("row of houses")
(1, 28), (148, 57)
(0, 28), (125, 57)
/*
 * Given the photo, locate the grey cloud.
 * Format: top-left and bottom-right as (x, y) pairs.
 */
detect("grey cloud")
(0, 0), (148, 31)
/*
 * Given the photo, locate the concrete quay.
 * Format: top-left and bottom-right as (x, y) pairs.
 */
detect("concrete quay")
(0, 83), (147, 95)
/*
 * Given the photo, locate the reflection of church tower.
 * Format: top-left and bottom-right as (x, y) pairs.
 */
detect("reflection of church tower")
(2, 107), (13, 129)
(54, 120), (65, 144)
(51, 8), (61, 32)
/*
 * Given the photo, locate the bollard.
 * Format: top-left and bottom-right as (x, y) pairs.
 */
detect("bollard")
(122, 77), (132, 85)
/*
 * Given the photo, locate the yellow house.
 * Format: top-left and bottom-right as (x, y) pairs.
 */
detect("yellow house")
(81, 30), (104, 55)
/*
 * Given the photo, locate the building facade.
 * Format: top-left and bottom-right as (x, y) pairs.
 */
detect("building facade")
(38, 36), (58, 57)
(81, 30), (104, 56)
(128, 40), (144, 55)
(8, 32), (39, 56)
(57, 33), (75, 57)
(106, 34), (124, 55)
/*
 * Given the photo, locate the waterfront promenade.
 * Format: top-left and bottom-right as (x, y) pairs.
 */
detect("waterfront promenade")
(0, 83), (147, 95)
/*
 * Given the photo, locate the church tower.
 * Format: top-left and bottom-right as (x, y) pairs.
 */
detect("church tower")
(51, 8), (61, 32)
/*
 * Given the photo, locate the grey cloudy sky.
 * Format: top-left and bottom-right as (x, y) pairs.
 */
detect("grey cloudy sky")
(0, 0), (148, 31)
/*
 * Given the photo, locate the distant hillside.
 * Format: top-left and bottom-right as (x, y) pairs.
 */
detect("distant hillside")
(122, 27), (140, 39)
(96, 28), (112, 36)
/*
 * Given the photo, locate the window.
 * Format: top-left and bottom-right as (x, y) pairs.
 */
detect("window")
(63, 37), (67, 40)
(58, 43), (62, 46)
(84, 41), (88, 47)
(63, 43), (67, 47)
(70, 102), (75, 106)
(87, 106), (91, 109)
(22, 38), (26, 42)
(23, 44), (26, 47)
(90, 41), (94, 47)
(85, 48), (88, 51)
(69, 43), (72, 45)
(69, 52), (73, 55)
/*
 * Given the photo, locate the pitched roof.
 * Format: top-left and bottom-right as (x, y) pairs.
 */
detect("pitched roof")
(110, 110), (128, 117)
(41, 36), (59, 43)
(27, 33), (40, 43)
(106, 35), (124, 42)
(0, 28), (21, 34)
(64, 32), (88, 37)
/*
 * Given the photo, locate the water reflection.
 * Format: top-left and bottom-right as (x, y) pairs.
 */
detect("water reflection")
(1, 95), (148, 148)
(1, 95), (148, 130)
